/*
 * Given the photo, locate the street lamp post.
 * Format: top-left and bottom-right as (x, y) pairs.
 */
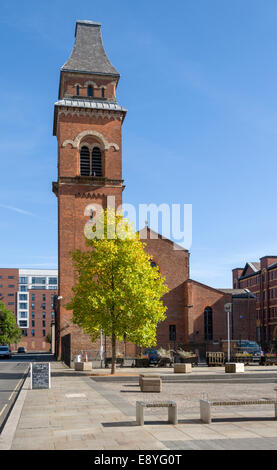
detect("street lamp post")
(224, 303), (232, 362)
(100, 328), (104, 369)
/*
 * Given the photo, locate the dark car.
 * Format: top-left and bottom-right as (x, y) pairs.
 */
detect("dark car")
(17, 347), (27, 353)
(144, 348), (160, 365)
(0, 346), (11, 359)
(236, 340), (262, 361)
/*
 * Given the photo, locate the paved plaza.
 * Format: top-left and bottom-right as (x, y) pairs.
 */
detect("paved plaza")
(1, 362), (277, 450)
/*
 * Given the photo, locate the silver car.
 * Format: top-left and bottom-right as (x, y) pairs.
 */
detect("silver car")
(0, 346), (11, 359)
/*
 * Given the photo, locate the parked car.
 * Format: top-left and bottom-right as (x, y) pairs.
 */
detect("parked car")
(17, 347), (27, 353)
(144, 348), (160, 365)
(0, 345), (11, 359)
(236, 340), (262, 360)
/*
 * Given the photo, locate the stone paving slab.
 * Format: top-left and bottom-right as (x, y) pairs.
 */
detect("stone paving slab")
(5, 361), (277, 450)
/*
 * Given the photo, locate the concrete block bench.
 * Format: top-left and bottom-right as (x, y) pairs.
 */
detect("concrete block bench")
(225, 362), (245, 373)
(173, 363), (192, 373)
(200, 398), (277, 424)
(74, 362), (92, 371)
(139, 374), (160, 388)
(136, 400), (177, 425)
(140, 377), (162, 392)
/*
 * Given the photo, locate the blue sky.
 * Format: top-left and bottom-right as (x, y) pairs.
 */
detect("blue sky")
(0, 0), (277, 287)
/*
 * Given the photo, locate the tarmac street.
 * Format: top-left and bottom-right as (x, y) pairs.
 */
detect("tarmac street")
(1, 361), (277, 450)
(0, 353), (54, 432)
(0, 361), (29, 431)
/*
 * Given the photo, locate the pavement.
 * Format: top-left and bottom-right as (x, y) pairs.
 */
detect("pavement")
(0, 361), (29, 431)
(1, 361), (277, 450)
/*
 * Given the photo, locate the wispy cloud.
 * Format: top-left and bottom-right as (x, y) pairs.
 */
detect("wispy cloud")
(0, 203), (56, 223)
(0, 204), (37, 217)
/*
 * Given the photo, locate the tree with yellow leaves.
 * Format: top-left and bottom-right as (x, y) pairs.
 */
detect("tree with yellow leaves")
(66, 209), (168, 374)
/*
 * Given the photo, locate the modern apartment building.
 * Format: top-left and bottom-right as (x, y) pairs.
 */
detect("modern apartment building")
(0, 268), (58, 351)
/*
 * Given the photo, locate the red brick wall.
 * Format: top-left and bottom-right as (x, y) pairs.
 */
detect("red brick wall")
(0, 268), (19, 317)
(142, 229), (189, 348)
(184, 280), (257, 357)
(60, 72), (117, 101)
(54, 64), (124, 359)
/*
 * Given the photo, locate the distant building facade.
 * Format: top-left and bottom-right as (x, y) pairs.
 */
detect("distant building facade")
(0, 268), (58, 351)
(233, 256), (277, 348)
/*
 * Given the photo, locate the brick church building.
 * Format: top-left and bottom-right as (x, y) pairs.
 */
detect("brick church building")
(52, 20), (257, 364)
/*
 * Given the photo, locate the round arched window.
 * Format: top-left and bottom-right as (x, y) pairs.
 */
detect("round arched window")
(80, 146), (102, 177)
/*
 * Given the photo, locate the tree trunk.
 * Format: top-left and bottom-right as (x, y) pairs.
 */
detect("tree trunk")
(111, 333), (116, 375)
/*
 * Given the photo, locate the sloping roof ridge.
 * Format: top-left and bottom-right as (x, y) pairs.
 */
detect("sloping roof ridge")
(138, 225), (189, 252)
(186, 278), (227, 295)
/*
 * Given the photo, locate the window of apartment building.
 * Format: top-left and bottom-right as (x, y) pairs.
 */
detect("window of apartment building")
(32, 277), (46, 285)
(31, 330), (35, 336)
(204, 307), (213, 340)
(19, 302), (27, 309)
(42, 303), (46, 310)
(169, 325), (176, 341)
(32, 312), (35, 318)
(49, 277), (57, 285)
(22, 329), (28, 337)
(8, 276), (15, 279)
(42, 294), (46, 302)
(32, 294), (35, 301)
(31, 303), (35, 310)
(42, 312), (46, 318)
(8, 302), (14, 305)
(19, 294), (27, 301)
(32, 320), (35, 327)
(42, 330), (46, 336)
(19, 277), (28, 284)
(51, 312), (55, 319)
(19, 312), (27, 318)
(8, 285), (15, 288)
(19, 320), (28, 327)
(42, 320), (46, 327)
(0, 285), (2, 288)
(8, 293), (14, 297)
(20, 285), (27, 292)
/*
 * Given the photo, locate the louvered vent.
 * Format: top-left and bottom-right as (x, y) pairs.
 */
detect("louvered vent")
(92, 147), (102, 176)
(80, 146), (90, 175)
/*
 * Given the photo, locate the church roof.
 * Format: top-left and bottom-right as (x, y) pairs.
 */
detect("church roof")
(61, 20), (120, 77)
(218, 288), (256, 298)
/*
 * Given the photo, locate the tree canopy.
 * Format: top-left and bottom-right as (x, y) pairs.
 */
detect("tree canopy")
(66, 209), (168, 373)
(0, 300), (22, 345)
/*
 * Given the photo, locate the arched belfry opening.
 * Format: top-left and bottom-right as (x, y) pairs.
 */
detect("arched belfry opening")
(80, 144), (103, 177)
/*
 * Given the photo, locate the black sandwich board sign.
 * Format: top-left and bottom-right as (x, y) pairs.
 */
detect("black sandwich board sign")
(30, 362), (51, 389)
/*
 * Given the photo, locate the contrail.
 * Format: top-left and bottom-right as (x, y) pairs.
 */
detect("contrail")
(0, 203), (36, 217)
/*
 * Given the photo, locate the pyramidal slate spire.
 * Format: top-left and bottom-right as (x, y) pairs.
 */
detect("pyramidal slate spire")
(61, 20), (120, 77)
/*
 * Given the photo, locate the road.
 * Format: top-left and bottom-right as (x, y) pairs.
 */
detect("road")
(0, 353), (55, 432)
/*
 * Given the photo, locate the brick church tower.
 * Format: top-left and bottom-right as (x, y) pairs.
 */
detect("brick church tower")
(52, 20), (127, 360)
